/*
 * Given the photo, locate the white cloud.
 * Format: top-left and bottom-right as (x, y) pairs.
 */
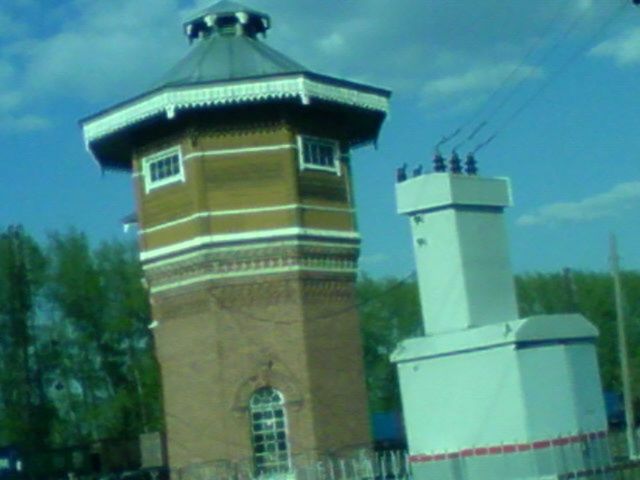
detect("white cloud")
(590, 27), (640, 67)
(422, 63), (543, 105)
(317, 32), (346, 56)
(576, 0), (594, 12)
(0, 9), (27, 39)
(517, 181), (640, 226)
(0, 0), (631, 132)
(0, 61), (15, 83)
(20, 0), (186, 102)
(0, 91), (22, 112)
(0, 114), (50, 133)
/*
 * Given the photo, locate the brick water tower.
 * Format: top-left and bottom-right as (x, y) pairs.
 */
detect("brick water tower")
(80, 0), (390, 473)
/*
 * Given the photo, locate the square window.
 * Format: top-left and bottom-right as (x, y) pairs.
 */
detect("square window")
(298, 136), (340, 174)
(142, 147), (184, 193)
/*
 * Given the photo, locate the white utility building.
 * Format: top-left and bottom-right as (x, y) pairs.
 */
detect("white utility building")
(392, 170), (611, 479)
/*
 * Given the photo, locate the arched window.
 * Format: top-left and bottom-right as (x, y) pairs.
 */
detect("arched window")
(250, 387), (291, 474)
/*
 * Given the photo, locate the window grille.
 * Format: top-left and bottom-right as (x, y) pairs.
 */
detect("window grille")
(250, 387), (291, 474)
(297, 136), (340, 174)
(142, 146), (184, 192)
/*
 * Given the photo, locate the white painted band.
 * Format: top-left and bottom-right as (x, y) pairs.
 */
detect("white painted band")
(131, 143), (296, 179)
(182, 143), (296, 161)
(140, 227), (360, 262)
(140, 204), (354, 234)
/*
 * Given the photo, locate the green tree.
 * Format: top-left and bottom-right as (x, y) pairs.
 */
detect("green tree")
(357, 269), (640, 413)
(358, 274), (422, 413)
(93, 239), (163, 436)
(515, 270), (640, 395)
(0, 226), (164, 459)
(44, 231), (163, 444)
(0, 226), (54, 457)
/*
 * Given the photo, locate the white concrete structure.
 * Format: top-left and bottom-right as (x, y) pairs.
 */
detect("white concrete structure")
(396, 174), (517, 334)
(392, 172), (611, 479)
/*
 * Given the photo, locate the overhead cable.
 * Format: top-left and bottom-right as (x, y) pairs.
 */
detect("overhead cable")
(436, 1), (572, 152)
(472, 0), (631, 155)
(460, 1), (592, 148)
(209, 270), (417, 326)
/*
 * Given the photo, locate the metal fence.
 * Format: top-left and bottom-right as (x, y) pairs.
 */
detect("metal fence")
(173, 447), (640, 480)
(176, 451), (410, 480)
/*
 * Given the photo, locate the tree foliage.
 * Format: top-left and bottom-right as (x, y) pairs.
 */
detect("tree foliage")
(358, 269), (640, 414)
(0, 227), (162, 462)
(357, 274), (422, 413)
(1, 223), (639, 460)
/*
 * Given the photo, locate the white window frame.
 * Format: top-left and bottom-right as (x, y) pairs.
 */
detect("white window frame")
(249, 387), (292, 475)
(142, 146), (185, 193)
(297, 135), (341, 175)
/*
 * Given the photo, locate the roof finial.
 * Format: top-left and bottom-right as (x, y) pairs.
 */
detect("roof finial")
(184, 1), (271, 42)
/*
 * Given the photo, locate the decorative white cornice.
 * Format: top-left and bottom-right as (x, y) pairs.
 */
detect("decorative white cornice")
(149, 263), (358, 294)
(143, 239), (359, 271)
(82, 75), (390, 145)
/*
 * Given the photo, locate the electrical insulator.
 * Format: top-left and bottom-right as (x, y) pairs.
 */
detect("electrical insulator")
(433, 153), (446, 172)
(465, 154), (478, 175)
(450, 152), (462, 174)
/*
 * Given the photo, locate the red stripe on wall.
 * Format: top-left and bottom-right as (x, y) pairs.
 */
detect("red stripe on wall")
(409, 430), (607, 464)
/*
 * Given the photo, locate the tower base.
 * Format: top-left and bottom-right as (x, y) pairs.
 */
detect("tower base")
(392, 314), (612, 480)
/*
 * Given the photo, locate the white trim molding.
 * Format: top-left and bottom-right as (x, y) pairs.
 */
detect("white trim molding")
(82, 75), (390, 144)
(140, 204), (355, 235)
(182, 143), (296, 162)
(140, 227), (361, 262)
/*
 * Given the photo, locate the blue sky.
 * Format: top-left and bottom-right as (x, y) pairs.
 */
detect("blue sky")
(0, 0), (639, 277)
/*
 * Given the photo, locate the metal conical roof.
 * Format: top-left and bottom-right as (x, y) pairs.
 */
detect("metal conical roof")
(157, 0), (303, 86)
(154, 34), (307, 88)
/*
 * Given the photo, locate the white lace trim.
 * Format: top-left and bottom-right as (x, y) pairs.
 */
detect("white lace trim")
(83, 76), (389, 144)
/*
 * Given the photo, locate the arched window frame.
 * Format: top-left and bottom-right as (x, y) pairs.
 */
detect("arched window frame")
(249, 387), (291, 474)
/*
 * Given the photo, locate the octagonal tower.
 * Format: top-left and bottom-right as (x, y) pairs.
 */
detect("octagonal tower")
(81, 0), (390, 473)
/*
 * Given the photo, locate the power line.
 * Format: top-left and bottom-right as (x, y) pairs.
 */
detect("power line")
(308, 270), (417, 322)
(462, 1), (592, 144)
(472, 0), (630, 155)
(208, 270), (417, 326)
(438, 1), (574, 152)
